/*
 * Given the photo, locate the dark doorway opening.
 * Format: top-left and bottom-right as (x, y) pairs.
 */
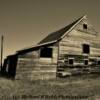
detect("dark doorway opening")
(83, 24), (87, 29)
(84, 59), (88, 65)
(98, 61), (100, 65)
(69, 58), (74, 65)
(83, 44), (90, 54)
(40, 47), (53, 58)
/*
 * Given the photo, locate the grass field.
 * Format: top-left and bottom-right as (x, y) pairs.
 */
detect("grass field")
(0, 74), (100, 100)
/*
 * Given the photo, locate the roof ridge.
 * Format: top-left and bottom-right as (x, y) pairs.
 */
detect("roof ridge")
(60, 15), (85, 39)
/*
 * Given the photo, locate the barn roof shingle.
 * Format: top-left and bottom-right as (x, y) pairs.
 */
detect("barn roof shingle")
(38, 16), (83, 45)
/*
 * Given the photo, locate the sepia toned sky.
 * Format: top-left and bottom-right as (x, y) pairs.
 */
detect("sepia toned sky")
(0, 0), (100, 59)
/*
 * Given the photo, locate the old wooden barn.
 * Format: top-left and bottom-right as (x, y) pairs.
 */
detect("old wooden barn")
(2, 15), (100, 80)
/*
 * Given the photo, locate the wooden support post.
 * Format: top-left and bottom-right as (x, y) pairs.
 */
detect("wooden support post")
(1, 35), (4, 71)
(38, 49), (40, 65)
(56, 42), (60, 79)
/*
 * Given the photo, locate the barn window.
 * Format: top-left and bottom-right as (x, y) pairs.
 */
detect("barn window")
(68, 58), (74, 65)
(97, 61), (100, 65)
(40, 47), (52, 58)
(84, 59), (88, 65)
(82, 44), (90, 54)
(83, 24), (87, 29)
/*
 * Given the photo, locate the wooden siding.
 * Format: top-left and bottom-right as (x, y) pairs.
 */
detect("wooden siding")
(59, 18), (100, 68)
(15, 45), (58, 80)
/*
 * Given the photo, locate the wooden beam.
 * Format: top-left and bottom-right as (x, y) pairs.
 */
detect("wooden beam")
(1, 35), (4, 70)
(56, 41), (60, 78)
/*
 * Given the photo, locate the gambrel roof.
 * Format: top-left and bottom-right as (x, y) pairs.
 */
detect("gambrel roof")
(17, 15), (86, 54)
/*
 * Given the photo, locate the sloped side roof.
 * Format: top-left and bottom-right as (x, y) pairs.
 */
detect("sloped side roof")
(16, 43), (53, 54)
(38, 16), (83, 45)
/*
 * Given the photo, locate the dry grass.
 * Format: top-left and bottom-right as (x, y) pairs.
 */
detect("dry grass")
(0, 74), (100, 100)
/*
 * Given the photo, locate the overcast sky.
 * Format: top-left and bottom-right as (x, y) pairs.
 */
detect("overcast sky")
(0, 0), (100, 59)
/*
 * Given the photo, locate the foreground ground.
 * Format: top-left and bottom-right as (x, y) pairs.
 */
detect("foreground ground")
(0, 74), (100, 100)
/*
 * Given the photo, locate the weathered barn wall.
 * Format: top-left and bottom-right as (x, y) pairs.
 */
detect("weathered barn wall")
(15, 44), (58, 80)
(59, 17), (100, 68)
